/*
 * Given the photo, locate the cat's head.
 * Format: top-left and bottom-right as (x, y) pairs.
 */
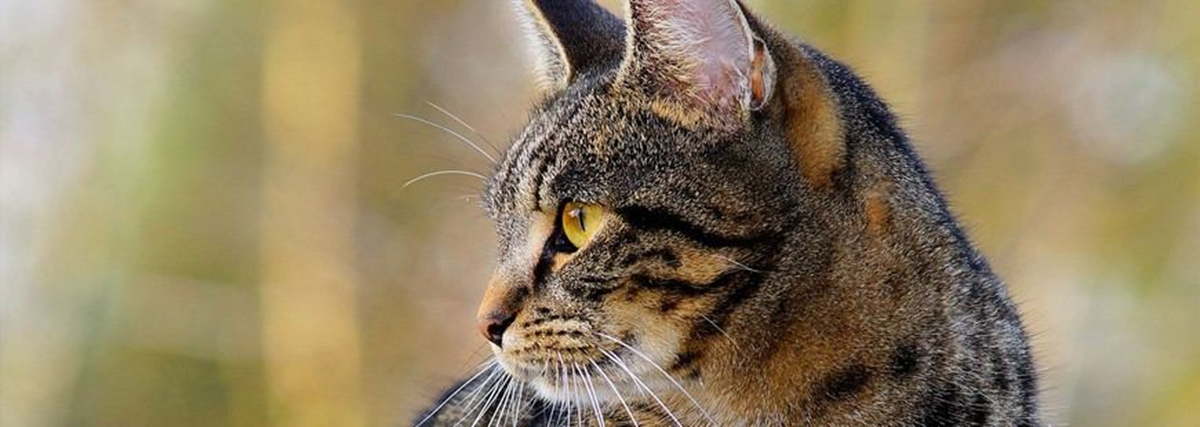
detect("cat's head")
(479, 0), (848, 403)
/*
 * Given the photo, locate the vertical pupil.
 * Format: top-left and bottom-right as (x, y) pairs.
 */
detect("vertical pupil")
(575, 208), (586, 231)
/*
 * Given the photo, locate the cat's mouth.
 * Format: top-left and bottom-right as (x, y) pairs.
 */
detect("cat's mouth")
(494, 342), (668, 407)
(499, 355), (635, 405)
(493, 323), (680, 404)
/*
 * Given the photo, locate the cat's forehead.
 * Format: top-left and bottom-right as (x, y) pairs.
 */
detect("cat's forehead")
(482, 71), (739, 222)
(524, 87), (717, 161)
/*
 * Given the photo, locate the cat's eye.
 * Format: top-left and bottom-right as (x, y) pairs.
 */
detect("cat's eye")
(561, 201), (605, 250)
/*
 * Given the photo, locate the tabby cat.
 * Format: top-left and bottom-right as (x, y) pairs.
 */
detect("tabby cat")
(415, 0), (1040, 425)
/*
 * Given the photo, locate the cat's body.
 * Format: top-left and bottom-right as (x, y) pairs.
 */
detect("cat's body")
(415, 0), (1039, 425)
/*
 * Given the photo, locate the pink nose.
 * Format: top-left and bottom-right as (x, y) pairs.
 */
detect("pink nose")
(478, 311), (516, 347)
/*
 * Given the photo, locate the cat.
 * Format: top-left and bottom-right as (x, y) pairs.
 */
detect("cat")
(414, 0), (1040, 425)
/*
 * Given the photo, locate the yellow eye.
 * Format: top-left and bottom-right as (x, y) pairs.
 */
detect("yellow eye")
(561, 201), (605, 250)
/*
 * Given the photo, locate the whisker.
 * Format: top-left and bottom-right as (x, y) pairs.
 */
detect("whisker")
(451, 343), (491, 377)
(511, 380), (525, 427)
(482, 375), (513, 427)
(402, 169), (488, 189)
(698, 313), (741, 353)
(597, 348), (681, 427)
(415, 359), (498, 427)
(578, 362), (604, 427)
(426, 101), (502, 156)
(596, 333), (716, 425)
(467, 374), (511, 427)
(573, 359), (588, 427)
(452, 367), (504, 427)
(395, 113), (497, 164)
(711, 254), (766, 274)
(543, 376), (559, 426)
(488, 375), (511, 427)
(554, 359), (568, 427)
(490, 375), (517, 427)
(556, 354), (573, 427)
(574, 363), (598, 427)
(591, 358), (639, 427)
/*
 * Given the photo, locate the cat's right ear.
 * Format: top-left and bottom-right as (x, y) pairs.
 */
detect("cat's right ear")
(513, 0), (626, 94)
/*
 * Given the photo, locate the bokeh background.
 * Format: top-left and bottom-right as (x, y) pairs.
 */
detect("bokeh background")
(2, 0), (1197, 425)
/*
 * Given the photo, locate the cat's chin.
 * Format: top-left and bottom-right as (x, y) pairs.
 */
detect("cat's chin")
(494, 356), (647, 405)
(493, 359), (592, 400)
(529, 376), (626, 406)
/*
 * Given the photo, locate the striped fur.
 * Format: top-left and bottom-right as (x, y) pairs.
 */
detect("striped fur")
(415, 0), (1040, 425)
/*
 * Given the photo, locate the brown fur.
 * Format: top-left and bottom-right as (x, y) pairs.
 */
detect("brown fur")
(415, 1), (1040, 425)
(774, 36), (846, 190)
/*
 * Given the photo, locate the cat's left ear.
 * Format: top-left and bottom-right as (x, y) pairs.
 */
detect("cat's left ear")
(617, 0), (775, 127)
(513, 0), (626, 94)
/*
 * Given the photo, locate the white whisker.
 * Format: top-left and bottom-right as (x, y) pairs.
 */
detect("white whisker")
(395, 113), (497, 164)
(592, 359), (639, 427)
(426, 101), (502, 155)
(568, 359), (583, 427)
(557, 354), (573, 427)
(511, 380), (524, 427)
(598, 348), (682, 427)
(712, 254), (765, 274)
(453, 367), (504, 427)
(415, 360), (498, 427)
(489, 374), (514, 427)
(500, 375), (521, 427)
(554, 359), (568, 427)
(698, 313), (741, 353)
(596, 333), (715, 425)
(468, 374), (511, 427)
(577, 363), (606, 427)
(403, 169), (488, 189)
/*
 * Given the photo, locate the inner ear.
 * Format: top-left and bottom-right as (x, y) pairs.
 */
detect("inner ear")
(617, 0), (775, 125)
(749, 36), (776, 111)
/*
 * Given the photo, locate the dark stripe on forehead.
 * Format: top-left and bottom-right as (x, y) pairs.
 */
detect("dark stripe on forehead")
(524, 100), (586, 210)
(617, 205), (768, 249)
(529, 149), (553, 209)
(514, 124), (552, 209)
(489, 124), (540, 211)
(492, 100), (563, 212)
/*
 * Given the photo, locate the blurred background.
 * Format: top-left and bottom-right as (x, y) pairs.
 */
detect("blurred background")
(1, 0), (1196, 425)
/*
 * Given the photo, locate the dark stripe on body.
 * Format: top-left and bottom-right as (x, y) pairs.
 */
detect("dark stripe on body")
(918, 380), (962, 427)
(633, 274), (716, 296)
(619, 247), (679, 268)
(890, 343), (921, 379)
(816, 363), (873, 402)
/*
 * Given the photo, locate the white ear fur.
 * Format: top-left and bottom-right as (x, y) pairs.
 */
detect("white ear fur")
(620, 0), (775, 117)
(513, 0), (627, 94)
(513, 0), (572, 92)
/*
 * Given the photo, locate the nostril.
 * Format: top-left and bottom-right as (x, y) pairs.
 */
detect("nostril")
(481, 313), (516, 347)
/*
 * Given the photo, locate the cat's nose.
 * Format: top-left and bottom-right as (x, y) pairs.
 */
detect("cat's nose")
(479, 311), (516, 347)
(477, 275), (528, 348)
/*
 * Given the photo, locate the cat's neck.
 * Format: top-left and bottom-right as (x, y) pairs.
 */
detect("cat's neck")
(682, 192), (982, 422)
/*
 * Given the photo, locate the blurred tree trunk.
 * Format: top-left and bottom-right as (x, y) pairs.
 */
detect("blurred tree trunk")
(260, 0), (365, 425)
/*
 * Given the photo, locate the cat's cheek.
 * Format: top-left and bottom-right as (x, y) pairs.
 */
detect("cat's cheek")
(600, 300), (685, 374)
